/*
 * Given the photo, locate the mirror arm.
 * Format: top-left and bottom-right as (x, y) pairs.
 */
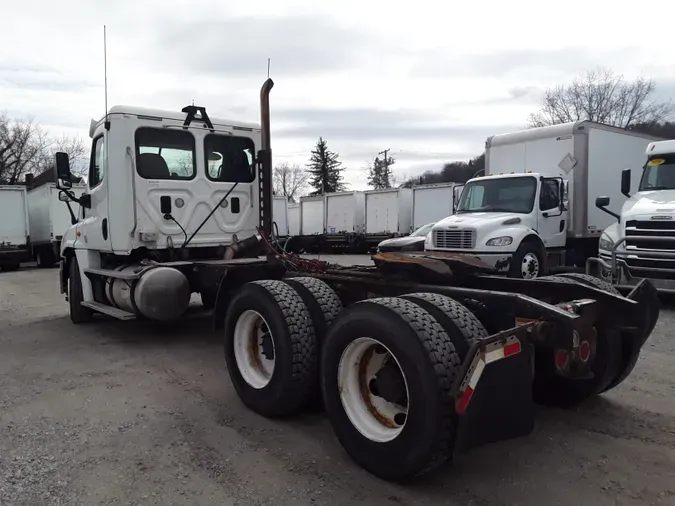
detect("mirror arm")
(597, 205), (621, 223)
(65, 201), (78, 225)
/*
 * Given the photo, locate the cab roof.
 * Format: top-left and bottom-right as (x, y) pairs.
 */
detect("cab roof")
(646, 139), (675, 156)
(89, 105), (261, 137)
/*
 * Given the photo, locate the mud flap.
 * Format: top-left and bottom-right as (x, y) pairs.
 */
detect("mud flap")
(454, 342), (535, 454)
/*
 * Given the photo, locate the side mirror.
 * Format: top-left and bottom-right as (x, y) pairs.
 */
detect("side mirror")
(621, 168), (631, 197)
(54, 152), (73, 189)
(452, 184), (464, 213)
(596, 196), (610, 207)
(58, 191), (72, 202)
(596, 195), (620, 222)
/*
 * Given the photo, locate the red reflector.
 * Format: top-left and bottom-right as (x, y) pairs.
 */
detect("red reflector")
(555, 350), (568, 369)
(579, 341), (591, 362)
(504, 341), (521, 357)
(456, 386), (474, 415)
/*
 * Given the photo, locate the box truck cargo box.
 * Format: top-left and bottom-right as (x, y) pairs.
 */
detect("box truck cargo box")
(365, 188), (413, 237)
(272, 196), (289, 236)
(300, 195), (325, 235)
(0, 185), (31, 269)
(325, 191), (366, 234)
(411, 183), (459, 230)
(288, 203), (300, 236)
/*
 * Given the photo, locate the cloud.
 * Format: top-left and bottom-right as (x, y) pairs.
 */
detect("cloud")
(148, 16), (385, 78)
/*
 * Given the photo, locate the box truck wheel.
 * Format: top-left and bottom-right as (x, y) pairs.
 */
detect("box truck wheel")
(532, 275), (623, 407)
(36, 248), (56, 268)
(400, 292), (487, 359)
(509, 240), (544, 279)
(223, 279), (318, 418)
(68, 257), (93, 324)
(321, 297), (461, 481)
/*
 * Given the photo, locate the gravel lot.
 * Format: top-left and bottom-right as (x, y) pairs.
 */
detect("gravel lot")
(1, 256), (675, 506)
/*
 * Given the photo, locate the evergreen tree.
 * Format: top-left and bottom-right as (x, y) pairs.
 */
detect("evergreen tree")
(367, 155), (395, 189)
(307, 137), (346, 194)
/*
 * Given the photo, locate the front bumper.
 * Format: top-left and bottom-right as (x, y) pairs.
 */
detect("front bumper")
(425, 249), (512, 273)
(586, 235), (675, 293)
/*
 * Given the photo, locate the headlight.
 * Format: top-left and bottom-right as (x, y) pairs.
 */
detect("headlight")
(599, 233), (614, 251)
(486, 236), (513, 247)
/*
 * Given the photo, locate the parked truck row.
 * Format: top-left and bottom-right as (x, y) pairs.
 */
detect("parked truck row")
(51, 79), (660, 482)
(0, 180), (85, 271)
(272, 183), (461, 254)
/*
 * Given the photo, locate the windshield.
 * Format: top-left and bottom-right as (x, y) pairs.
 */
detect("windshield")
(639, 154), (675, 191)
(456, 176), (537, 214)
(411, 223), (435, 237)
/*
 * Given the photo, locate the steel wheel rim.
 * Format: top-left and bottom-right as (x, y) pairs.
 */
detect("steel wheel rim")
(521, 252), (540, 279)
(338, 337), (409, 443)
(233, 310), (275, 389)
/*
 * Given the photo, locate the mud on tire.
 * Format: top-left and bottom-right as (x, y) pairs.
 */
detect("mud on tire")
(321, 297), (461, 481)
(224, 279), (318, 418)
(400, 292), (487, 359)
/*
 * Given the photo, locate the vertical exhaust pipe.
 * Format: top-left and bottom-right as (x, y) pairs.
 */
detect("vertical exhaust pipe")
(258, 78), (274, 237)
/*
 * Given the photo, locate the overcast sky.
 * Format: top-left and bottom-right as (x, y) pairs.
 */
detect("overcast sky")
(2, 0), (674, 190)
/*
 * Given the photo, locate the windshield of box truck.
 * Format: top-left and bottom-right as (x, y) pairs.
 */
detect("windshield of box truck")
(456, 176), (537, 214)
(639, 154), (675, 191)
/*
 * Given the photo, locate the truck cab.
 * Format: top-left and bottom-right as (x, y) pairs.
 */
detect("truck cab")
(591, 139), (675, 291)
(424, 172), (568, 278)
(55, 97), (272, 322)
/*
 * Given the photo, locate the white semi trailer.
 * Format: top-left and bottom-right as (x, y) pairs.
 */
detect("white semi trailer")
(27, 182), (86, 267)
(0, 185), (30, 270)
(51, 80), (659, 483)
(426, 121), (659, 278)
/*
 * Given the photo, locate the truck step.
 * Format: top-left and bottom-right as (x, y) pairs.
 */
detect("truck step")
(84, 267), (142, 280)
(81, 301), (136, 320)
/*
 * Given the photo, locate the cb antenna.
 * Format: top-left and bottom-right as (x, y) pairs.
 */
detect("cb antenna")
(103, 25), (110, 130)
(267, 58), (271, 79)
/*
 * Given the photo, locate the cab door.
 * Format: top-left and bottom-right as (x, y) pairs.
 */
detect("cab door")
(537, 177), (567, 248)
(78, 134), (112, 252)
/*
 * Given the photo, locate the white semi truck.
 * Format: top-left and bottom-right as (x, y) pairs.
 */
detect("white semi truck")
(52, 80), (659, 482)
(425, 121), (659, 278)
(587, 139), (675, 292)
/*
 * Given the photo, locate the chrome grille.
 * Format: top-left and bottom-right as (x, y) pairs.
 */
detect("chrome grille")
(432, 229), (476, 249)
(625, 219), (675, 251)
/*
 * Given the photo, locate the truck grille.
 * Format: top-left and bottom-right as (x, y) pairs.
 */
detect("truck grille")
(432, 229), (476, 249)
(625, 220), (675, 251)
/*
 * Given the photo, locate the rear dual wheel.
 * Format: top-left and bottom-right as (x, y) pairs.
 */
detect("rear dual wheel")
(224, 283), (486, 481)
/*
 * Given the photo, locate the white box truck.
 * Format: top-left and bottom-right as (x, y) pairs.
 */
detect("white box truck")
(27, 182), (86, 267)
(272, 195), (289, 237)
(325, 191), (366, 235)
(364, 188), (413, 237)
(299, 195), (325, 235)
(288, 203), (300, 236)
(411, 183), (462, 231)
(425, 121), (659, 278)
(587, 138), (675, 292)
(0, 185), (31, 270)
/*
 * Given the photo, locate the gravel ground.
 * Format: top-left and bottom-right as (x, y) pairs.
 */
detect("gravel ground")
(1, 257), (674, 506)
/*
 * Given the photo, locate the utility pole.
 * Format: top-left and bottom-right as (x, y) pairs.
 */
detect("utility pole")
(378, 148), (391, 188)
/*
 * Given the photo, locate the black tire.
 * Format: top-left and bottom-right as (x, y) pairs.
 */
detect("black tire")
(68, 257), (93, 324)
(284, 277), (343, 411)
(400, 292), (487, 360)
(321, 297), (461, 481)
(509, 241), (545, 279)
(36, 249), (56, 268)
(1, 263), (20, 272)
(224, 280), (318, 418)
(554, 273), (620, 295)
(532, 277), (622, 406)
(284, 277), (343, 341)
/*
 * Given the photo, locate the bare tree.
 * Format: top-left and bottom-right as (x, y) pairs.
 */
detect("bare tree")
(0, 113), (50, 184)
(528, 68), (673, 128)
(273, 162), (310, 202)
